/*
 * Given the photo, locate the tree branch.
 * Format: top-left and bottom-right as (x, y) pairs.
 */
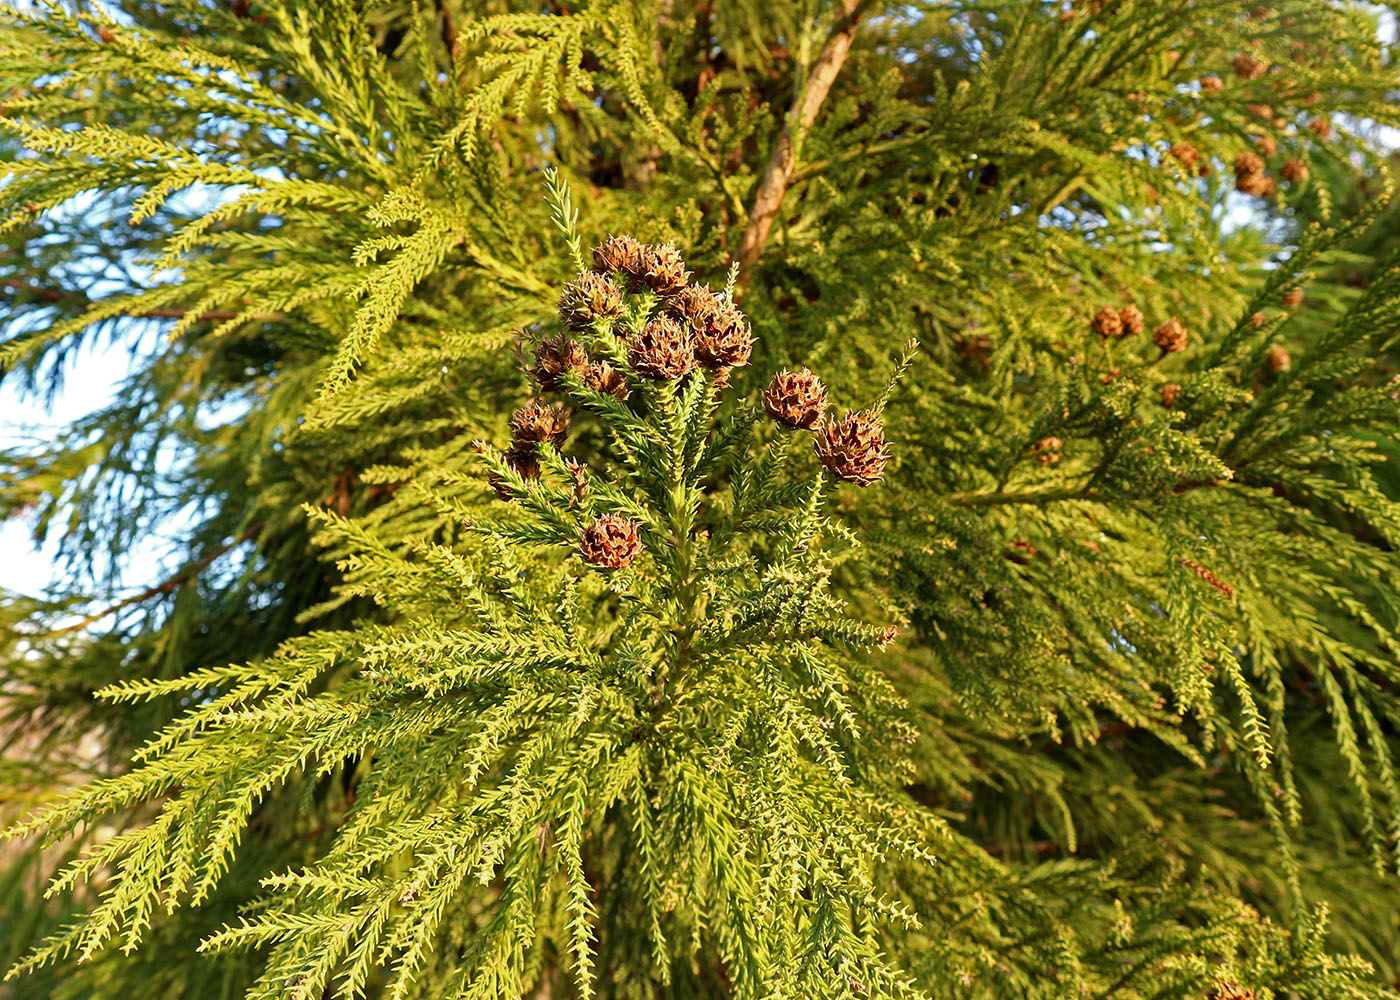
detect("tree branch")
(734, 0), (870, 281)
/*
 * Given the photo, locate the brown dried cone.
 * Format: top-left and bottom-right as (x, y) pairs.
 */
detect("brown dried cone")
(1160, 382), (1181, 408)
(1200, 74), (1224, 93)
(1281, 156), (1308, 183)
(1281, 286), (1304, 307)
(533, 333), (588, 392)
(580, 513), (644, 569)
(1168, 142), (1199, 172)
(591, 234), (645, 276)
(509, 399), (571, 450)
(630, 243), (691, 297)
(669, 283), (722, 329)
(1206, 985), (1256, 1000)
(764, 368), (829, 429)
(1309, 116), (1333, 139)
(1266, 344), (1292, 372)
(814, 410), (890, 487)
(1118, 304), (1145, 335)
(557, 273), (624, 331)
(490, 447), (541, 500)
(1091, 305), (1124, 338)
(1231, 53), (1267, 79)
(1247, 310), (1267, 328)
(1032, 436), (1062, 464)
(1153, 318), (1188, 354)
(1253, 134), (1277, 157)
(628, 314), (696, 380)
(693, 302), (754, 369)
(583, 359), (630, 402)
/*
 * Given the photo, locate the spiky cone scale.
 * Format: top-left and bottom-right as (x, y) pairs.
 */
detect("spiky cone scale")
(557, 273), (624, 332)
(580, 514), (643, 569)
(628, 314), (696, 380)
(1266, 345), (1292, 372)
(591, 234), (644, 277)
(764, 368), (829, 430)
(533, 334), (588, 393)
(693, 302), (754, 370)
(583, 360), (629, 402)
(1153, 318), (1188, 354)
(1118, 304), (1145, 335)
(1281, 156), (1309, 183)
(630, 243), (690, 297)
(509, 399), (571, 450)
(490, 447), (541, 500)
(1091, 306), (1124, 338)
(814, 410), (890, 487)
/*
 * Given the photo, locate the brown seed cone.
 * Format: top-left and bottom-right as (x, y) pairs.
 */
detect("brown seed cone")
(1032, 436), (1062, 464)
(1118, 304), (1145, 335)
(1231, 53), (1266, 79)
(1281, 287), (1304, 307)
(509, 399), (571, 450)
(815, 410), (890, 487)
(1091, 305), (1124, 338)
(580, 513), (644, 569)
(669, 283), (723, 329)
(1234, 151), (1264, 177)
(591, 234), (645, 276)
(628, 314), (696, 380)
(693, 302), (754, 369)
(630, 243), (691, 297)
(1200, 74), (1224, 93)
(1160, 382), (1181, 408)
(583, 359), (630, 401)
(1309, 116), (1333, 140)
(1266, 344), (1292, 372)
(1235, 168), (1273, 197)
(1253, 134), (1277, 158)
(1168, 142), (1199, 171)
(1153, 318), (1188, 354)
(1247, 310), (1267, 328)
(1007, 538), (1038, 560)
(557, 272), (624, 332)
(1281, 156), (1308, 183)
(490, 446), (541, 500)
(1206, 985), (1256, 1000)
(764, 368), (829, 429)
(533, 334), (588, 392)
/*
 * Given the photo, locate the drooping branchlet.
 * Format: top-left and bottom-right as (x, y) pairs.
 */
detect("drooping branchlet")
(628, 314), (696, 380)
(815, 410), (890, 486)
(580, 513), (644, 569)
(509, 399), (571, 450)
(533, 333), (589, 392)
(764, 368), (829, 430)
(557, 272), (624, 332)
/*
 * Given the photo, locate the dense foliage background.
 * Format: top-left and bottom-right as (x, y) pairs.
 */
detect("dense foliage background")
(3, 1), (1400, 997)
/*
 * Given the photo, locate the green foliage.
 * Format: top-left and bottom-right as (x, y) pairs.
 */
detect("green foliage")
(3, 1), (1400, 998)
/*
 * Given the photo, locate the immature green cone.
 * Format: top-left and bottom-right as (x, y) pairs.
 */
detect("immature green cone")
(533, 333), (588, 392)
(628, 314), (695, 380)
(509, 399), (570, 450)
(693, 302), (753, 369)
(1091, 305), (1124, 338)
(814, 410), (890, 486)
(557, 272), (624, 332)
(591, 234), (644, 276)
(580, 513), (643, 569)
(1153, 317), (1188, 354)
(764, 368), (828, 429)
(631, 243), (691, 297)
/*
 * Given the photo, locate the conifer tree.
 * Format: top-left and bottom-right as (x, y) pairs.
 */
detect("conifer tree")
(3, 2), (1400, 998)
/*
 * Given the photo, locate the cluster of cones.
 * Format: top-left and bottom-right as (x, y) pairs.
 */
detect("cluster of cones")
(1090, 304), (1189, 355)
(495, 237), (897, 571)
